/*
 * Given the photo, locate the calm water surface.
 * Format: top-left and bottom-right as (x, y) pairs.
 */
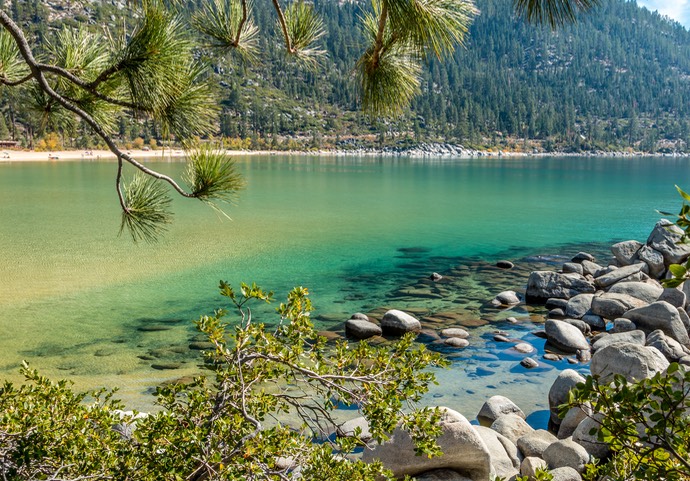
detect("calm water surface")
(1, 155), (689, 419)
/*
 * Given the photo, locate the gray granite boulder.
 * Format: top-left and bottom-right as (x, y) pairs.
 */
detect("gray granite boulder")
(345, 319), (382, 339)
(548, 370), (586, 426)
(572, 413), (610, 460)
(517, 430), (558, 458)
(558, 405), (592, 440)
(647, 329), (689, 361)
(445, 337), (470, 348)
(611, 240), (643, 266)
(337, 416), (372, 442)
(413, 470), (473, 481)
(490, 414), (534, 444)
(658, 287), (687, 308)
(590, 342), (669, 382)
(565, 294), (594, 319)
(381, 309), (422, 335)
(520, 457), (548, 480)
(611, 318), (637, 333)
(637, 245), (666, 278)
(647, 219), (690, 265)
(562, 263), (584, 275)
(441, 328), (470, 339)
(494, 291), (520, 306)
(580, 260), (604, 277)
(545, 320), (590, 353)
(591, 330), (646, 352)
(362, 407), (492, 480)
(474, 426), (520, 480)
(623, 301), (690, 346)
(581, 314), (606, 330)
(543, 438), (590, 473)
(572, 252), (595, 263)
(526, 272), (595, 302)
(549, 467), (583, 481)
(608, 281), (663, 305)
(594, 263), (646, 289)
(477, 395), (525, 427)
(590, 293), (647, 320)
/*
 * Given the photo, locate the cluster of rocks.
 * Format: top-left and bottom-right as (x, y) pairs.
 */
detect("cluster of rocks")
(340, 389), (602, 481)
(522, 219), (690, 377)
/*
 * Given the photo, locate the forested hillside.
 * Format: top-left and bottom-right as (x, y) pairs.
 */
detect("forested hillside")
(2, 0), (690, 152)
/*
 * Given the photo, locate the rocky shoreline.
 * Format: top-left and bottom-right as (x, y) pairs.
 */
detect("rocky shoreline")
(327, 218), (690, 480)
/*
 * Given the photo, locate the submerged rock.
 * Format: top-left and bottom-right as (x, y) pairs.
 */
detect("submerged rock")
(381, 309), (422, 335)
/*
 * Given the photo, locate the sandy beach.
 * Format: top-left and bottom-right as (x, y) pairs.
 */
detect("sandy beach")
(0, 148), (193, 162)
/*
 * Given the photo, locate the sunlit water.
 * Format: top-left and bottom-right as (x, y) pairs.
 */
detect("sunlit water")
(1, 155), (689, 424)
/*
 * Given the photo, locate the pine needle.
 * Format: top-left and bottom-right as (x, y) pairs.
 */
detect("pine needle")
(119, 174), (173, 243)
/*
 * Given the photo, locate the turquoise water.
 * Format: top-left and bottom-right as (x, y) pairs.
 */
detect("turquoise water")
(1, 155), (689, 416)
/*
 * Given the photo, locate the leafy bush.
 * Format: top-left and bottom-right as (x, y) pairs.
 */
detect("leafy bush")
(566, 364), (690, 481)
(0, 283), (447, 480)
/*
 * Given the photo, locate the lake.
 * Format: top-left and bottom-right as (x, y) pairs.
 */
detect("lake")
(1, 154), (689, 419)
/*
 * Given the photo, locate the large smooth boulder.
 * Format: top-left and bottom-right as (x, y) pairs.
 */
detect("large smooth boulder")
(381, 310), (422, 335)
(580, 260), (603, 276)
(520, 457), (548, 480)
(548, 370), (586, 426)
(622, 301), (690, 346)
(572, 414), (610, 460)
(558, 405), (592, 439)
(647, 219), (690, 265)
(549, 467), (583, 481)
(594, 263), (646, 289)
(544, 320), (590, 353)
(658, 287), (686, 308)
(647, 329), (688, 362)
(611, 240), (643, 266)
(362, 408), (492, 480)
(474, 426), (520, 479)
(590, 293), (647, 320)
(494, 291), (520, 306)
(490, 414), (534, 444)
(590, 342), (669, 382)
(591, 330), (646, 352)
(543, 438), (590, 473)
(477, 395), (525, 427)
(517, 430), (558, 458)
(637, 245), (666, 279)
(345, 319), (382, 339)
(608, 281), (663, 305)
(565, 294), (594, 319)
(526, 272), (595, 302)
(414, 470), (473, 481)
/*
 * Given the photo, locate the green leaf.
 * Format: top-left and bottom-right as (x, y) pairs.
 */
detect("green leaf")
(668, 264), (687, 279)
(677, 185), (690, 203)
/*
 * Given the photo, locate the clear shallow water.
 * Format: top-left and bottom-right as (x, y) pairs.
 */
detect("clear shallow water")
(1, 155), (689, 418)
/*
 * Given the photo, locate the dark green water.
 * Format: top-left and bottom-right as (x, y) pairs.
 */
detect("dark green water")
(1, 155), (689, 415)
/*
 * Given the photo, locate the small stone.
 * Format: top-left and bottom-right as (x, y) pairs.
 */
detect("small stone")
(441, 328), (470, 339)
(494, 334), (511, 342)
(514, 343), (535, 354)
(562, 262), (584, 275)
(351, 312), (369, 321)
(189, 341), (215, 350)
(445, 337), (469, 348)
(430, 272), (443, 281)
(543, 353), (561, 361)
(572, 252), (595, 263)
(495, 290), (520, 306)
(496, 260), (514, 269)
(506, 317), (519, 324)
(521, 357), (539, 368)
(151, 362), (181, 370)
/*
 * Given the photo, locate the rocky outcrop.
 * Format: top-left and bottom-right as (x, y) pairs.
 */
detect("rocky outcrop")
(526, 272), (595, 302)
(622, 301), (690, 346)
(590, 342), (669, 382)
(647, 219), (690, 265)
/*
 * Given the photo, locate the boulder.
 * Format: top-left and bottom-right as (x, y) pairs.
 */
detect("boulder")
(548, 370), (586, 426)
(590, 293), (647, 320)
(350, 313), (369, 321)
(496, 260), (514, 269)
(526, 272), (595, 302)
(381, 310), (422, 335)
(637, 245), (666, 279)
(572, 413), (610, 460)
(361, 407), (492, 480)
(546, 298), (569, 311)
(345, 319), (382, 339)
(594, 263), (646, 289)
(520, 457), (548, 480)
(647, 219), (690, 265)
(611, 240), (643, 266)
(445, 338), (470, 348)
(590, 342), (670, 382)
(580, 260), (604, 276)
(581, 314), (606, 331)
(542, 438), (590, 473)
(658, 288), (686, 308)
(544, 320), (590, 353)
(477, 395), (525, 427)
(565, 294), (594, 319)
(558, 405), (592, 440)
(647, 329), (688, 361)
(516, 430), (558, 458)
(513, 342), (536, 354)
(572, 252), (595, 263)
(474, 426), (520, 479)
(521, 357), (539, 369)
(611, 318), (637, 333)
(549, 467), (583, 481)
(622, 301), (690, 346)
(490, 414), (534, 444)
(441, 328), (470, 339)
(608, 281), (663, 305)
(494, 291), (520, 306)
(562, 319), (591, 335)
(678, 307), (690, 335)
(562, 263), (584, 275)
(592, 330), (646, 352)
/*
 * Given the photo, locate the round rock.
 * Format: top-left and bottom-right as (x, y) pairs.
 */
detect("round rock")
(381, 309), (421, 335)
(345, 318), (382, 340)
(476, 395), (525, 427)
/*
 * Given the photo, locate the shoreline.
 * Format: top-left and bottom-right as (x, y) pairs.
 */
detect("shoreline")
(1, 145), (690, 163)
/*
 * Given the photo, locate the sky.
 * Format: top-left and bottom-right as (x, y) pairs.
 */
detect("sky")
(636, 0), (690, 28)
